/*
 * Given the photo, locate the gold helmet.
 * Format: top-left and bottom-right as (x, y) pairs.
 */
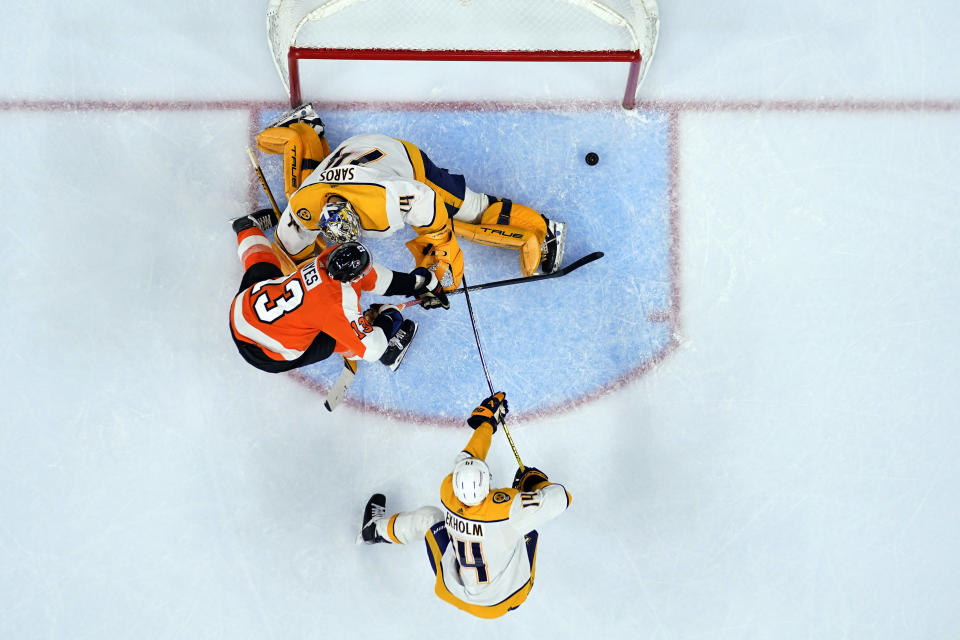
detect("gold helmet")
(316, 200), (361, 244)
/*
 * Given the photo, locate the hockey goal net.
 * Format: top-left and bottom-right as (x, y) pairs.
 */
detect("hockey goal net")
(266, 0), (660, 109)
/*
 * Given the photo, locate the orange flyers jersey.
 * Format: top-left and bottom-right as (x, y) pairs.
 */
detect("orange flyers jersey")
(435, 426), (572, 608)
(229, 256), (395, 363)
(275, 134), (448, 257)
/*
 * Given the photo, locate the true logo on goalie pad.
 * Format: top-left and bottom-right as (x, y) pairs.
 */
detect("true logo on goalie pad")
(479, 227), (523, 239)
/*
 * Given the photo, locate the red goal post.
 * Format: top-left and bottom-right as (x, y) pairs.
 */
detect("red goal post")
(266, 0), (660, 109)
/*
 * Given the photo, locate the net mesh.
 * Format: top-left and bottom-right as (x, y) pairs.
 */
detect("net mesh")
(267, 0), (660, 96)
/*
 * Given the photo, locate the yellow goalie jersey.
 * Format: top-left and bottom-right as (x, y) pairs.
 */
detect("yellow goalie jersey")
(274, 133), (449, 259)
(427, 427), (572, 618)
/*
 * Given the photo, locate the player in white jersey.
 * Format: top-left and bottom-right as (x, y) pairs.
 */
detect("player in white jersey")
(255, 104), (566, 288)
(358, 392), (571, 618)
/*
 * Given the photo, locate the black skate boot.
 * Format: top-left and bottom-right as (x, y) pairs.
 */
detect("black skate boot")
(378, 320), (418, 372)
(264, 102), (325, 137)
(231, 208), (278, 234)
(358, 493), (388, 544)
(539, 217), (567, 274)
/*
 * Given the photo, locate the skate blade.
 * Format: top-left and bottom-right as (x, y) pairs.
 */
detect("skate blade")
(388, 322), (418, 372)
(550, 221), (567, 272)
(265, 102), (318, 130)
(538, 220), (567, 274)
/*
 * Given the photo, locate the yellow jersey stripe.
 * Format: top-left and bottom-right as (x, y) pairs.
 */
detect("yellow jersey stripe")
(387, 513), (402, 544)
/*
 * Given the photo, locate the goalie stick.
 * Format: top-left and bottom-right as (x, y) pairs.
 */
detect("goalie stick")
(245, 147), (282, 217)
(324, 358), (359, 412)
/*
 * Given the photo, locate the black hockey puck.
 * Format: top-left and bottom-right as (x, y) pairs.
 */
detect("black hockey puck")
(585, 152), (599, 166)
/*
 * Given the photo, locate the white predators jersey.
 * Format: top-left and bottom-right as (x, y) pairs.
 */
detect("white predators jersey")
(375, 422), (571, 618)
(437, 452), (570, 609)
(275, 133), (442, 256)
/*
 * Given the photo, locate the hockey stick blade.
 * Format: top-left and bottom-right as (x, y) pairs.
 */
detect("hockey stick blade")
(324, 358), (358, 412)
(555, 251), (605, 275)
(450, 251), (605, 295)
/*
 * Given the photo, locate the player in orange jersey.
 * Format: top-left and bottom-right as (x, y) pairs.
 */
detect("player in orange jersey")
(228, 212), (448, 374)
(255, 103), (566, 289)
(357, 393), (571, 618)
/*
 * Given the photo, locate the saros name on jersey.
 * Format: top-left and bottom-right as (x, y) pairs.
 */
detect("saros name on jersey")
(317, 167), (355, 183)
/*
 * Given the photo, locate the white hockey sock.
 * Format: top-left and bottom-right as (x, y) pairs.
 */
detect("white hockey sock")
(380, 507), (445, 544)
(453, 189), (489, 223)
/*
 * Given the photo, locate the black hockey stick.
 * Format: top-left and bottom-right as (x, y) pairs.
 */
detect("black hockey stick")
(460, 273), (524, 469)
(451, 250), (604, 295)
(394, 251), (605, 310)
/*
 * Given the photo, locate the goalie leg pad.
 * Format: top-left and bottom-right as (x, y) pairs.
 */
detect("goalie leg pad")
(255, 124), (330, 197)
(480, 199), (549, 245)
(473, 199), (565, 275)
(289, 122), (330, 165)
(453, 220), (541, 277)
(405, 222), (464, 289)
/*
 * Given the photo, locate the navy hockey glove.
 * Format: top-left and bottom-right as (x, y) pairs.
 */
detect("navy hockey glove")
(467, 392), (508, 431)
(369, 304), (403, 337)
(410, 266), (450, 310)
(512, 466), (549, 492)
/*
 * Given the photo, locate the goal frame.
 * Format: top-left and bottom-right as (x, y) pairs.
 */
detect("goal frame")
(286, 47), (648, 109)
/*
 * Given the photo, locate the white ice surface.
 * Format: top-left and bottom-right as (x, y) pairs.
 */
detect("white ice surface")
(2, 2), (959, 639)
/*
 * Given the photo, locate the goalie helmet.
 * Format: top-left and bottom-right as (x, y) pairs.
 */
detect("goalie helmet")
(325, 241), (372, 283)
(452, 457), (491, 506)
(317, 199), (361, 245)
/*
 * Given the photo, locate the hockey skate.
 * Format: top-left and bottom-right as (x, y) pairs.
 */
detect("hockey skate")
(378, 319), (418, 372)
(231, 208), (278, 234)
(539, 218), (566, 274)
(357, 493), (388, 544)
(264, 102), (325, 137)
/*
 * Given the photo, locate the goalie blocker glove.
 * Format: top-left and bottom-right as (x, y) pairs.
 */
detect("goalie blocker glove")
(410, 267), (450, 310)
(467, 392), (508, 432)
(512, 466), (549, 492)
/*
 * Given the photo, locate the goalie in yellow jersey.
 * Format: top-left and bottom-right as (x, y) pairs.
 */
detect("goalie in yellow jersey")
(255, 103), (566, 289)
(357, 392), (572, 619)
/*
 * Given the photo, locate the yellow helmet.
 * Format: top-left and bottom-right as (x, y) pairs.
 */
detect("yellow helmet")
(316, 200), (361, 244)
